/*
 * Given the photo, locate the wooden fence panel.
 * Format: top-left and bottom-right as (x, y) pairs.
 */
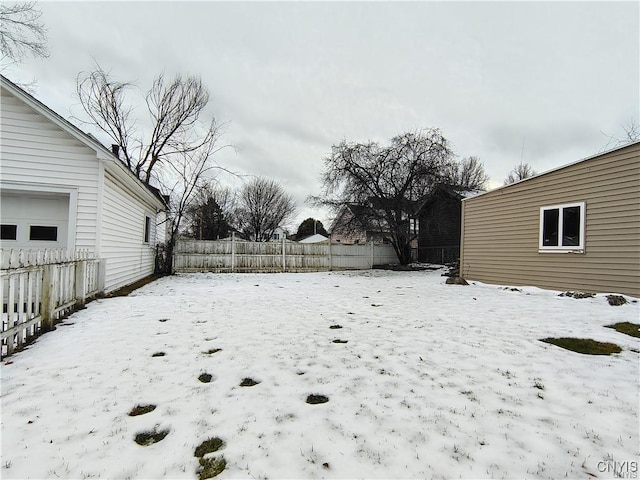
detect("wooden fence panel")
(174, 237), (399, 273)
(1, 249), (102, 359)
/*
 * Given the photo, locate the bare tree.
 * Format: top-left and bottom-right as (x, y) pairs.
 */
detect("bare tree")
(76, 66), (218, 185)
(504, 162), (537, 185)
(75, 65), (230, 273)
(601, 118), (640, 150)
(236, 177), (297, 241)
(311, 129), (452, 264)
(156, 130), (227, 273)
(446, 156), (489, 191)
(0, 1), (48, 66)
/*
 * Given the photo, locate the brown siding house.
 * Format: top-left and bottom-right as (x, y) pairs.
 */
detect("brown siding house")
(460, 141), (640, 297)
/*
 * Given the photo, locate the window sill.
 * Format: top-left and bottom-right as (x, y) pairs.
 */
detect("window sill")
(538, 249), (585, 254)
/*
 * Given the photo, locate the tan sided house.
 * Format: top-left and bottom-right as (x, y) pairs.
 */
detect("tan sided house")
(460, 141), (640, 298)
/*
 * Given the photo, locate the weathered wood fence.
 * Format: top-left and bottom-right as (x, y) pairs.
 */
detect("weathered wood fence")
(1, 249), (103, 358)
(174, 237), (400, 273)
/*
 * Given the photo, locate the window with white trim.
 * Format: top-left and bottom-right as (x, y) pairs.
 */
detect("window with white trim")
(144, 216), (152, 244)
(539, 202), (585, 252)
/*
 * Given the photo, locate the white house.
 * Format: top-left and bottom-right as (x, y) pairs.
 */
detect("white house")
(269, 227), (288, 241)
(0, 75), (167, 293)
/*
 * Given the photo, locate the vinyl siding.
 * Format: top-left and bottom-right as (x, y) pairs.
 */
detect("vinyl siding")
(2, 82), (164, 294)
(101, 172), (156, 291)
(0, 88), (99, 251)
(460, 143), (640, 297)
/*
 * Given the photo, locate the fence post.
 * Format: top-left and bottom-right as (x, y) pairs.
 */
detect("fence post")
(370, 241), (374, 268)
(97, 259), (107, 294)
(231, 232), (236, 273)
(75, 259), (87, 308)
(6, 274), (16, 356)
(328, 236), (333, 271)
(282, 236), (286, 272)
(41, 264), (56, 331)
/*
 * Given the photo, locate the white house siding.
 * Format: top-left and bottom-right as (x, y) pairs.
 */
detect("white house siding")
(0, 88), (99, 251)
(101, 171), (157, 291)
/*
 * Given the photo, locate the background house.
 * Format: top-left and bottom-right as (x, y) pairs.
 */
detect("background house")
(330, 204), (388, 244)
(269, 227), (289, 241)
(0, 75), (166, 293)
(417, 186), (481, 264)
(460, 141), (640, 297)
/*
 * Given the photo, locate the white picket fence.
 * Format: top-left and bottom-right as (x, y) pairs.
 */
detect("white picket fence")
(174, 237), (400, 273)
(1, 249), (103, 358)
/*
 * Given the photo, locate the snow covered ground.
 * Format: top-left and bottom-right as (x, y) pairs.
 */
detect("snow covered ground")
(1, 269), (638, 480)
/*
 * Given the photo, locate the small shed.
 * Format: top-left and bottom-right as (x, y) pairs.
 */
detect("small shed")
(460, 141), (640, 297)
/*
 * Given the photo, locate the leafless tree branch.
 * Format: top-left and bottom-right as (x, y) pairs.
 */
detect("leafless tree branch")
(0, 1), (48, 65)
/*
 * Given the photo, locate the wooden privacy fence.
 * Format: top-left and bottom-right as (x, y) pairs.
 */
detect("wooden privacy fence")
(174, 237), (400, 273)
(1, 249), (103, 358)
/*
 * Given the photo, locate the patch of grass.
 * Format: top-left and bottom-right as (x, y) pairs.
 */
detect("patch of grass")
(329, 325), (342, 329)
(306, 394), (329, 404)
(134, 428), (169, 446)
(239, 378), (259, 387)
(128, 404), (156, 416)
(198, 373), (213, 383)
(194, 437), (225, 457)
(151, 352), (166, 357)
(605, 322), (640, 338)
(198, 457), (226, 480)
(204, 348), (222, 355)
(606, 295), (628, 306)
(332, 339), (348, 344)
(540, 337), (622, 355)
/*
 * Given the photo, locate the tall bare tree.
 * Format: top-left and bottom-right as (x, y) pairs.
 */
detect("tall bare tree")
(504, 162), (537, 185)
(236, 177), (296, 241)
(0, 1), (48, 66)
(76, 65), (229, 273)
(445, 156), (489, 191)
(76, 66), (218, 185)
(312, 129), (452, 264)
(155, 131), (227, 273)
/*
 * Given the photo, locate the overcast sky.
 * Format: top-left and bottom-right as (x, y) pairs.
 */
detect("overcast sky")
(5, 1), (639, 229)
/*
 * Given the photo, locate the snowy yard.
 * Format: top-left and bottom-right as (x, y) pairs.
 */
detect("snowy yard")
(1, 269), (638, 479)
